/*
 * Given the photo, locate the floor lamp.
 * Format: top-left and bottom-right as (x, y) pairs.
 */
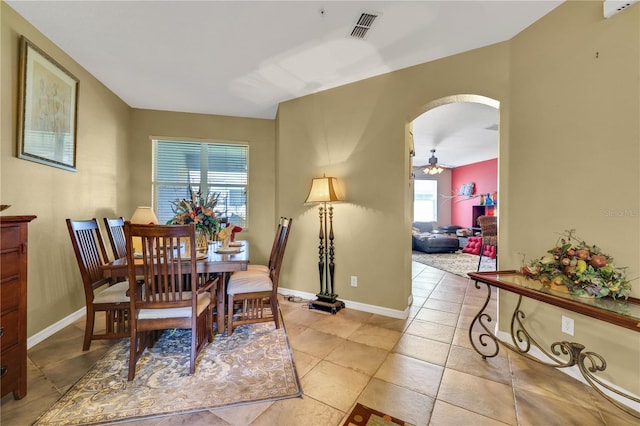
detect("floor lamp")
(305, 175), (346, 314)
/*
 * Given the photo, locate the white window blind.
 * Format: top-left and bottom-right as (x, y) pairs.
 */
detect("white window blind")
(152, 139), (248, 227)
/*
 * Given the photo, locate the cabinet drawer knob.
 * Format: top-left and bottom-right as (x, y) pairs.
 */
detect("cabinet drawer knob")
(0, 326), (3, 337)
(0, 365), (7, 378)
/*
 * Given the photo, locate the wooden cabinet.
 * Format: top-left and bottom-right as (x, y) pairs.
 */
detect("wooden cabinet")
(1, 215), (36, 399)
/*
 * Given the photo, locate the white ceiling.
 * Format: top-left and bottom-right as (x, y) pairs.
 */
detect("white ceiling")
(7, 0), (563, 168)
(412, 101), (499, 168)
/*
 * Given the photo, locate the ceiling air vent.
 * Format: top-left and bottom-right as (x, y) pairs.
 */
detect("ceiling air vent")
(349, 12), (379, 39)
(603, 0), (638, 18)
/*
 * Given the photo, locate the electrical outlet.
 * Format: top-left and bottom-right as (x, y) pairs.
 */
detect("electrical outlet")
(561, 315), (574, 336)
(350, 276), (358, 287)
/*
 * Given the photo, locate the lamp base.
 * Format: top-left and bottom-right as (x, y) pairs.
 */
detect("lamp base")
(315, 292), (339, 302)
(308, 298), (345, 315)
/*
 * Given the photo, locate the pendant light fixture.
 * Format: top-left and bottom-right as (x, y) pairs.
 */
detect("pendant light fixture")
(424, 149), (444, 175)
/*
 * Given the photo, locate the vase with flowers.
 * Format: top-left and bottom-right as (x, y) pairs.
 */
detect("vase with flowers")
(521, 229), (631, 300)
(167, 190), (221, 253)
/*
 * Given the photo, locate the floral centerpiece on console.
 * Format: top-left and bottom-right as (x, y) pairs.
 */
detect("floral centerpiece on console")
(168, 190), (221, 250)
(521, 229), (631, 300)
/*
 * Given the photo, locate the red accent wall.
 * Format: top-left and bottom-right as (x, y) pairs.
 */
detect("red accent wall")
(451, 158), (497, 228)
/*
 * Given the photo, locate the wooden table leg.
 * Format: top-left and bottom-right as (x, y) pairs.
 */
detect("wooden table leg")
(217, 272), (227, 334)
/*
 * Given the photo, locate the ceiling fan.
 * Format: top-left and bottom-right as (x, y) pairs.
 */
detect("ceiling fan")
(423, 149), (445, 175)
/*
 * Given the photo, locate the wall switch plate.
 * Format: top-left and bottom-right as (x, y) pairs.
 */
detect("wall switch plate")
(350, 276), (358, 287)
(561, 315), (574, 336)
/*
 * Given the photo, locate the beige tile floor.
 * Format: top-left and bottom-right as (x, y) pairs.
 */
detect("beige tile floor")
(2, 262), (638, 425)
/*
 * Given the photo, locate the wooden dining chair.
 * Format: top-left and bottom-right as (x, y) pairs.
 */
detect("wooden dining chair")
(103, 217), (127, 260)
(124, 221), (216, 380)
(245, 217), (286, 275)
(226, 218), (292, 336)
(66, 218), (130, 351)
(477, 215), (498, 271)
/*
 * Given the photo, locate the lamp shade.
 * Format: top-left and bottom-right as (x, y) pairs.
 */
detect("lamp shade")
(305, 176), (344, 203)
(130, 207), (159, 224)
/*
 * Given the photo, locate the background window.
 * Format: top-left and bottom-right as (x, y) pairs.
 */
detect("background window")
(153, 139), (248, 227)
(414, 179), (438, 222)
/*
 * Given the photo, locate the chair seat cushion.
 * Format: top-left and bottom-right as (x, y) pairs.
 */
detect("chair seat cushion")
(138, 291), (211, 319)
(94, 281), (129, 304)
(231, 269), (270, 279)
(462, 236), (482, 255)
(227, 273), (273, 295)
(482, 244), (497, 259)
(247, 264), (269, 274)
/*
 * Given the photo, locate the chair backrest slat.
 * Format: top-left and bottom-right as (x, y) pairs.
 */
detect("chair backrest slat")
(265, 218), (285, 271)
(104, 217), (127, 260)
(124, 222), (196, 310)
(66, 219), (112, 296)
(270, 217), (292, 291)
(478, 215), (498, 246)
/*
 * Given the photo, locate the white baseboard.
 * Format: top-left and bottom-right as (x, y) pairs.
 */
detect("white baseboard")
(495, 329), (640, 413)
(277, 287), (410, 319)
(27, 307), (86, 350)
(28, 290), (410, 350)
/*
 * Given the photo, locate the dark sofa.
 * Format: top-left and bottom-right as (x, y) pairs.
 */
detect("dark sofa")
(412, 222), (460, 253)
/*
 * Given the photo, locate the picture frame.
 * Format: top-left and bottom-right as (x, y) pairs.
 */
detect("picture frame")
(17, 36), (79, 172)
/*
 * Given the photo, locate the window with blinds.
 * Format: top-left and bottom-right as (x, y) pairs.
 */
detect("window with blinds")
(152, 139), (248, 227)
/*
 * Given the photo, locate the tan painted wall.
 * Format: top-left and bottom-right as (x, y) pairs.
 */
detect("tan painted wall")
(1, 3), (132, 335)
(128, 109), (277, 265)
(275, 42), (511, 311)
(499, 1), (640, 394)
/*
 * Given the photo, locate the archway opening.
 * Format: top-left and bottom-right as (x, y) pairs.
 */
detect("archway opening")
(409, 94), (500, 270)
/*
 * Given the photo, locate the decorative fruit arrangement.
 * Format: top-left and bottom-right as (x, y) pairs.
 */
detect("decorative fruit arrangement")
(522, 229), (631, 299)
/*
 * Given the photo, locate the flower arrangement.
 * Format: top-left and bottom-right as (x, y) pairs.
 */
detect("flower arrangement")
(521, 229), (631, 299)
(167, 190), (221, 238)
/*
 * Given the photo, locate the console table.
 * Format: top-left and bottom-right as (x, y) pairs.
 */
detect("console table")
(467, 270), (640, 418)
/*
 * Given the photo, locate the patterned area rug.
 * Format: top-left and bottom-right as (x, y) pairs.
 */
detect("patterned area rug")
(412, 251), (496, 277)
(34, 322), (302, 425)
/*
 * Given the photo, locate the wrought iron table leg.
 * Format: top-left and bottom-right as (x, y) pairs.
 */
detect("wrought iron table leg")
(576, 347), (640, 418)
(469, 279), (499, 359)
(468, 279), (640, 419)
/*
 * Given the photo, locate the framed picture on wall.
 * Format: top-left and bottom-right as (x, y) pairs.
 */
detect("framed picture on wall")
(17, 36), (79, 172)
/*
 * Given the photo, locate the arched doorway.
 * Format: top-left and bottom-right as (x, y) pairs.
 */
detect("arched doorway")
(410, 95), (500, 267)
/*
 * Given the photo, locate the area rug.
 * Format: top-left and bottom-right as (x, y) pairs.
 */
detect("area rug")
(344, 403), (412, 426)
(34, 322), (302, 425)
(412, 251), (496, 277)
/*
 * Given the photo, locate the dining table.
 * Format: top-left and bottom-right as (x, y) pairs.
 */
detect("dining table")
(101, 240), (250, 334)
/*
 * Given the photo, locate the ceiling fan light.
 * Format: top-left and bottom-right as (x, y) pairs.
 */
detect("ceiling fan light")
(424, 149), (444, 175)
(424, 165), (443, 175)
